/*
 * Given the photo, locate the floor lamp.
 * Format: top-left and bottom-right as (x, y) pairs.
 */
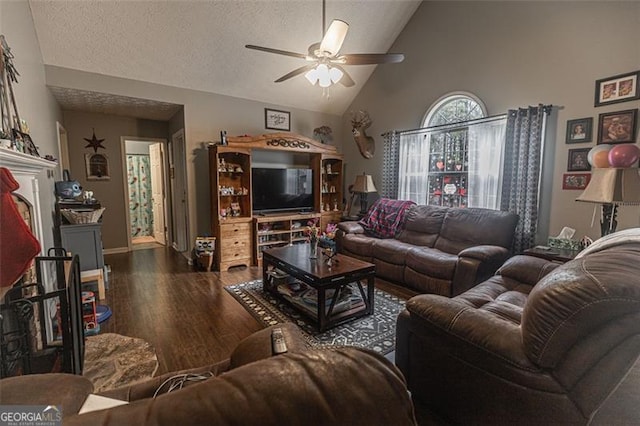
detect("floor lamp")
(576, 168), (640, 236)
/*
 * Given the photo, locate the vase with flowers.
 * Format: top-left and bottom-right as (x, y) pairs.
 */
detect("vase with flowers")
(306, 220), (320, 259)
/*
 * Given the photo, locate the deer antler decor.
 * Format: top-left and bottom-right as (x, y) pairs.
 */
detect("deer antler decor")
(350, 110), (375, 159)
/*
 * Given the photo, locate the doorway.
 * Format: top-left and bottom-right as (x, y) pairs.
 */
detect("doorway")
(122, 138), (168, 250)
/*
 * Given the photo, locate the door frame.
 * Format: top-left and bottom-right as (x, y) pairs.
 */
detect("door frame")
(120, 136), (169, 251)
(170, 129), (190, 252)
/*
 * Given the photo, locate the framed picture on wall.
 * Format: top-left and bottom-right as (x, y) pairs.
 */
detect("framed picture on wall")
(562, 173), (591, 190)
(565, 118), (592, 143)
(85, 153), (110, 180)
(265, 108), (291, 131)
(594, 70), (640, 107)
(597, 109), (638, 144)
(567, 148), (591, 171)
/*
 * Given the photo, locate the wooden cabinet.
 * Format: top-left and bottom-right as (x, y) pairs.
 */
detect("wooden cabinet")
(210, 146), (252, 270)
(253, 212), (321, 264)
(319, 155), (343, 231)
(209, 133), (343, 270)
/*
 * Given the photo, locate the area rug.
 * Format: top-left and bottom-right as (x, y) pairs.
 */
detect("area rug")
(83, 333), (159, 392)
(225, 280), (405, 355)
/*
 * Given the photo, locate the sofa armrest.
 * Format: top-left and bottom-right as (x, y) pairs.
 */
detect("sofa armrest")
(337, 221), (365, 234)
(497, 255), (560, 287)
(230, 323), (310, 368)
(452, 246), (512, 295)
(458, 245), (509, 262)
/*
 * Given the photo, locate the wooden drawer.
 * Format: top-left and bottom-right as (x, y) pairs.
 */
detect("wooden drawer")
(219, 222), (251, 262)
(220, 222), (251, 240)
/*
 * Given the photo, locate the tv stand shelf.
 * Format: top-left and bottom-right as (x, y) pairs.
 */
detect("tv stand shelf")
(254, 212), (321, 264)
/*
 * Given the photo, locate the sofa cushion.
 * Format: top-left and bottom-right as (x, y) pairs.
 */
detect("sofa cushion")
(372, 239), (415, 265)
(396, 205), (446, 247)
(340, 233), (377, 259)
(406, 247), (458, 280)
(435, 208), (518, 254)
(358, 198), (415, 239)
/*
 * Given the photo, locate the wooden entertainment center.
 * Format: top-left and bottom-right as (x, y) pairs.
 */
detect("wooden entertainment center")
(209, 133), (344, 271)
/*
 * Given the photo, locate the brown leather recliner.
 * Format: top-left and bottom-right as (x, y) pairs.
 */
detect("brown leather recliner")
(396, 242), (640, 424)
(1, 323), (417, 425)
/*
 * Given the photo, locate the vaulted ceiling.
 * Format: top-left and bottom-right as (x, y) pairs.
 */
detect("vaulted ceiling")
(30, 0), (421, 117)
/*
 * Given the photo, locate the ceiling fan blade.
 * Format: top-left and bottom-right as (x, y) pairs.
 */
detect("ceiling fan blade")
(319, 20), (349, 56)
(332, 65), (355, 87)
(275, 64), (317, 83)
(336, 53), (405, 65)
(245, 45), (307, 60)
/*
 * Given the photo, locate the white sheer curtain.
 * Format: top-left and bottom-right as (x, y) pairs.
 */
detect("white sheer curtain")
(398, 133), (430, 203)
(467, 118), (507, 209)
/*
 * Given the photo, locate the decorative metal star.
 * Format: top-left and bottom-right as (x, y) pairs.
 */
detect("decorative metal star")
(84, 129), (106, 152)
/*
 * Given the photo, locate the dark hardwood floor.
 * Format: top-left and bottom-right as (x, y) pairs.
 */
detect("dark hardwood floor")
(99, 246), (415, 375)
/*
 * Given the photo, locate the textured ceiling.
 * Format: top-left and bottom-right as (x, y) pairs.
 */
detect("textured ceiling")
(30, 0), (421, 117)
(49, 86), (182, 121)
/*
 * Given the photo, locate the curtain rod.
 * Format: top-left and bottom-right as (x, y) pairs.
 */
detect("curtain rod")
(382, 104), (553, 137)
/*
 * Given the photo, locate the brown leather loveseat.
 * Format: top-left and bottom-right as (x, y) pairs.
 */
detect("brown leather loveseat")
(1, 323), (417, 425)
(337, 204), (518, 296)
(396, 239), (640, 424)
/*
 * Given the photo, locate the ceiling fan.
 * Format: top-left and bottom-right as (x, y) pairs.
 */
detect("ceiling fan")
(245, 0), (405, 88)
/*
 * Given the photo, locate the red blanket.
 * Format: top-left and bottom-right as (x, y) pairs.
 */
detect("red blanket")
(358, 198), (416, 239)
(0, 167), (41, 287)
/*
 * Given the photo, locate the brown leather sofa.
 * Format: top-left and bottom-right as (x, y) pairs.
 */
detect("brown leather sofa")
(1, 323), (417, 425)
(337, 205), (518, 296)
(396, 242), (640, 424)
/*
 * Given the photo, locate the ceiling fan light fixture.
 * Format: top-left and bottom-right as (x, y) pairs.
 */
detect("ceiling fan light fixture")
(305, 68), (319, 85)
(329, 66), (343, 84)
(319, 19), (349, 56)
(316, 64), (332, 88)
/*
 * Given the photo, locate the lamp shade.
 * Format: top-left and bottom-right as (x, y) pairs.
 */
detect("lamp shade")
(352, 174), (377, 193)
(576, 168), (640, 205)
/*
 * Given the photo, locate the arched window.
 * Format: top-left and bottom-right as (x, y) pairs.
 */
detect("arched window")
(423, 92), (486, 127)
(398, 93), (505, 209)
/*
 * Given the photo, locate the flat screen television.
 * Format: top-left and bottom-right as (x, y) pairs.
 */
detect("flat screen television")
(252, 167), (314, 213)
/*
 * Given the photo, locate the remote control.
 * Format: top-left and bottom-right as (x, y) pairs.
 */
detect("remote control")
(271, 328), (288, 355)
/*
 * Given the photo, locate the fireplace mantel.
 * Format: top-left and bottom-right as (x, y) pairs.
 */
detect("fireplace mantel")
(0, 146), (57, 255)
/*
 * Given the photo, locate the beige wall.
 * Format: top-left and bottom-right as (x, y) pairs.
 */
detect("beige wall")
(45, 66), (344, 250)
(62, 110), (168, 250)
(341, 1), (640, 242)
(1, 1), (63, 251)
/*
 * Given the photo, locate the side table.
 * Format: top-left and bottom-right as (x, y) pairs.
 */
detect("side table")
(523, 246), (581, 263)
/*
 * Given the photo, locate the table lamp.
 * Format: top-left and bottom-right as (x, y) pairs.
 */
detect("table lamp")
(576, 168), (640, 236)
(352, 174), (377, 216)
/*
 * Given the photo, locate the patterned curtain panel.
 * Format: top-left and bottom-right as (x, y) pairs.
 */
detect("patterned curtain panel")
(127, 155), (153, 237)
(381, 131), (400, 199)
(500, 105), (549, 253)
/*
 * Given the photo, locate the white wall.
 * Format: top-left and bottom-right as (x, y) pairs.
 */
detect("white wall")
(1, 1), (63, 252)
(342, 1), (640, 242)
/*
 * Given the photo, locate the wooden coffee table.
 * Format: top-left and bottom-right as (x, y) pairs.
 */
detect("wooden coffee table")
(262, 244), (375, 332)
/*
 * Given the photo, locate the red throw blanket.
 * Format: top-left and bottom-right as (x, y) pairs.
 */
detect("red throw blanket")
(358, 198), (416, 239)
(0, 167), (41, 287)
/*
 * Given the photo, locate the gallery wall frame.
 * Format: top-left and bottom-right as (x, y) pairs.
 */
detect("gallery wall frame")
(594, 70), (640, 107)
(597, 109), (638, 144)
(264, 108), (291, 131)
(567, 148), (591, 172)
(565, 117), (593, 144)
(85, 153), (110, 180)
(562, 173), (591, 190)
